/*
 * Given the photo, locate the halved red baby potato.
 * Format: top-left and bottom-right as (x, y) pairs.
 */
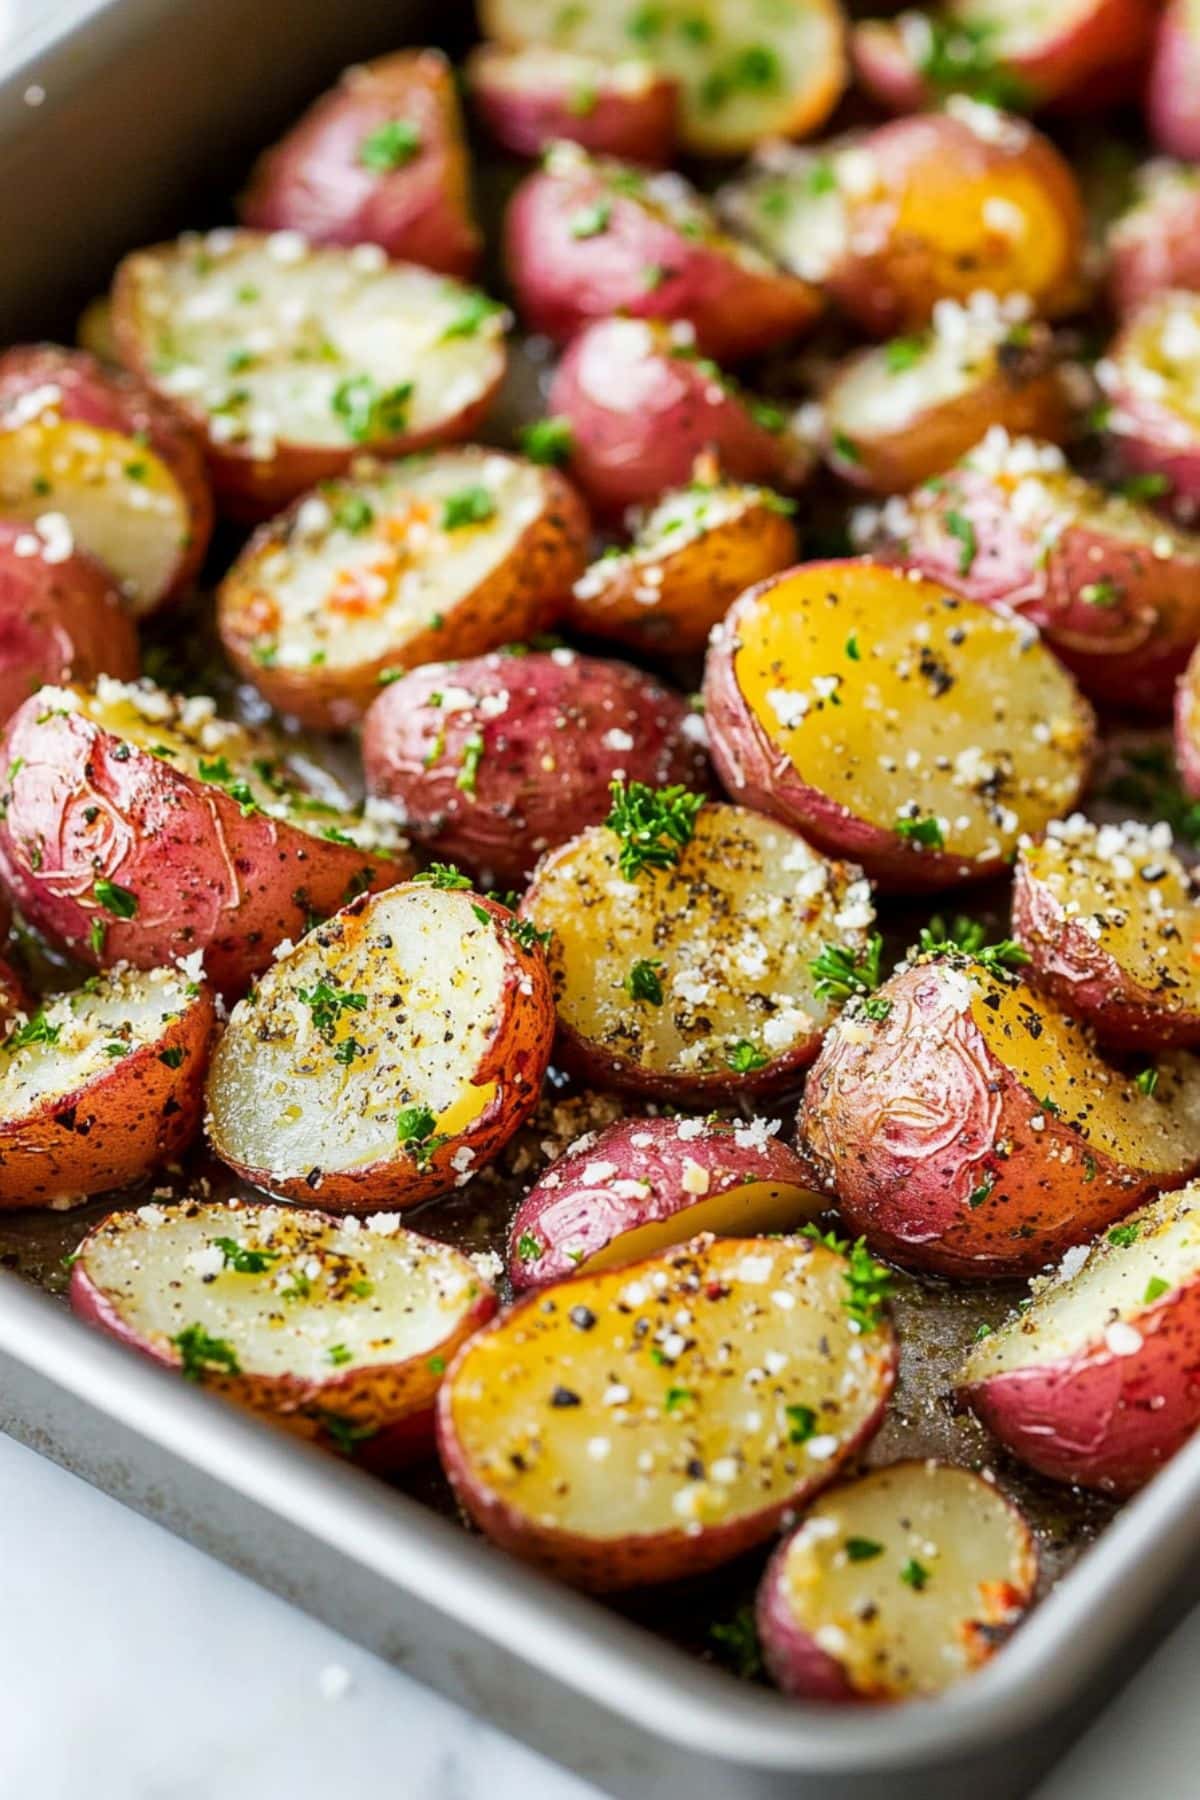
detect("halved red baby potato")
(111, 231), (507, 519)
(1147, 0), (1200, 163)
(520, 797), (875, 1099)
(860, 431), (1200, 715)
(703, 560), (1094, 892)
(437, 1231), (896, 1591)
(1108, 161), (1200, 317)
(566, 471), (798, 655)
(0, 518), (138, 726)
(468, 46), (678, 165)
(757, 1461), (1038, 1703)
(0, 962), (214, 1208)
(548, 317), (813, 518)
(1104, 290), (1200, 513)
(69, 1197), (496, 1469)
(0, 344), (212, 615)
(0, 678), (411, 997)
(961, 1180), (1200, 1492)
(824, 298), (1070, 496)
(1014, 817), (1200, 1049)
(361, 649), (707, 886)
(207, 881), (554, 1211)
(798, 952), (1200, 1278)
(717, 106), (1087, 336)
(479, 0), (847, 157)
(508, 1113), (825, 1291)
(239, 49), (481, 278)
(217, 450), (589, 730)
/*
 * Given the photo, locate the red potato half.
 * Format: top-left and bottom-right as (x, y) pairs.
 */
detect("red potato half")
(1104, 290), (1200, 513)
(217, 450), (589, 731)
(69, 1198), (496, 1470)
(703, 560), (1094, 892)
(0, 519), (138, 727)
(505, 146), (820, 363)
(1013, 817), (1200, 1049)
(0, 963), (214, 1208)
(1108, 161), (1200, 318)
(0, 678), (411, 998)
(437, 1232), (896, 1591)
(960, 1181), (1200, 1492)
(520, 800), (875, 1100)
(508, 1114), (825, 1291)
(860, 431), (1200, 715)
(0, 345), (212, 615)
(758, 1461), (1038, 1704)
(239, 50), (481, 278)
(207, 882), (555, 1211)
(798, 954), (1200, 1279)
(1147, 0), (1200, 163)
(548, 317), (814, 519)
(468, 46), (678, 165)
(111, 231), (507, 520)
(361, 649), (708, 887)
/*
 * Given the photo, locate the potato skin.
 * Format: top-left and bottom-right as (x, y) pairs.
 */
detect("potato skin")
(239, 50), (481, 277)
(0, 520), (138, 726)
(1175, 641), (1200, 796)
(1108, 164), (1200, 316)
(1106, 293), (1200, 511)
(362, 651), (708, 885)
(1148, 0), (1200, 162)
(468, 46), (677, 165)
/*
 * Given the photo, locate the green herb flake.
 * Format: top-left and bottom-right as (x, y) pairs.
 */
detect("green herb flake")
(845, 1536), (884, 1562)
(173, 1323), (240, 1382)
(213, 1236), (280, 1275)
(786, 1403), (817, 1444)
(515, 1230), (544, 1264)
(810, 934), (884, 1003)
(604, 778), (704, 881)
(569, 201), (612, 240)
(414, 863), (472, 890)
(93, 878), (138, 918)
(1135, 1066), (1159, 1096)
(945, 509), (978, 575)
(518, 416), (574, 466)
(726, 1039), (768, 1074)
(1144, 1275), (1170, 1305)
(627, 958), (665, 1005)
(359, 118), (422, 172)
(1108, 1223), (1140, 1248)
(900, 1557), (930, 1591)
(895, 814), (945, 850)
(396, 1103), (446, 1170)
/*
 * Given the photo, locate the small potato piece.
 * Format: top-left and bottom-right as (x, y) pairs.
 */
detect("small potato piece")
(799, 954), (1200, 1278)
(824, 298), (1069, 496)
(0, 519), (138, 726)
(703, 560), (1094, 891)
(961, 1181), (1200, 1491)
(758, 1462), (1037, 1702)
(1108, 161), (1200, 317)
(479, 0), (847, 157)
(508, 1114), (825, 1290)
(0, 345), (212, 615)
(111, 231), (507, 519)
(0, 679), (410, 997)
(549, 317), (813, 518)
(468, 47), (678, 165)
(0, 964), (214, 1208)
(217, 451), (589, 730)
(1105, 290), (1200, 512)
(207, 883), (554, 1211)
(566, 475), (798, 655)
(520, 800), (874, 1099)
(1148, 0), (1200, 163)
(1014, 817), (1200, 1049)
(70, 1198), (496, 1469)
(239, 50), (481, 277)
(361, 650), (707, 886)
(437, 1232), (896, 1590)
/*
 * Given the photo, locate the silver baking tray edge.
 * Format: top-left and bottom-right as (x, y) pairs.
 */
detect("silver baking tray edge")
(2, 4), (1200, 1796)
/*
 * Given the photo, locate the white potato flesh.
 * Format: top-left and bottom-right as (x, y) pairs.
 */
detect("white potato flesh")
(770, 1463), (1036, 1698)
(952, 0), (1107, 58)
(476, 45), (666, 98)
(716, 142), (854, 284)
(1111, 290), (1200, 432)
(208, 886), (507, 1180)
(118, 232), (506, 455)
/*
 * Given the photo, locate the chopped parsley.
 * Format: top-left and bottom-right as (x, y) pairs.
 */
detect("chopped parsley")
(332, 494), (375, 534)
(359, 118), (422, 171)
(1080, 579), (1118, 608)
(515, 1230), (544, 1264)
(327, 1343), (353, 1366)
(1135, 1066), (1159, 1096)
(456, 732), (485, 794)
(297, 978), (368, 1041)
(5, 1009), (61, 1053)
(1144, 1276), (1170, 1305)
(810, 934), (884, 1003)
(800, 1223), (894, 1332)
(441, 485), (497, 530)
(1119, 472), (1171, 502)
(1108, 1223), (1140, 1248)
(396, 1103), (446, 1169)
(518, 416), (574, 467)
(967, 1171), (996, 1209)
(900, 1557), (930, 1591)
(569, 200), (612, 239)
(212, 1236), (280, 1275)
(173, 1323), (240, 1382)
(918, 17), (1031, 110)
(664, 1385), (694, 1412)
(832, 430), (861, 466)
(93, 878), (138, 918)
(884, 336), (926, 373)
(726, 1040), (768, 1074)
(845, 1536), (884, 1562)
(627, 958), (665, 1005)
(945, 509), (978, 575)
(708, 1608), (764, 1681)
(331, 375), (413, 443)
(414, 863), (472, 890)
(604, 778), (705, 880)
(895, 814), (945, 850)
(917, 915), (1029, 974)
(440, 290), (503, 341)
(158, 1045), (186, 1069)
(786, 1403), (817, 1444)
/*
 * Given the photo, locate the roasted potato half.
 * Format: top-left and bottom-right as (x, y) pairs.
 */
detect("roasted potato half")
(1105, 290), (1200, 512)
(217, 451), (589, 730)
(1148, 0), (1200, 163)
(0, 518), (138, 726)
(1108, 160), (1200, 317)
(436, 1232), (897, 1591)
(70, 1198), (496, 1469)
(207, 882), (555, 1211)
(798, 952), (1200, 1278)
(520, 798), (875, 1099)
(468, 46), (678, 165)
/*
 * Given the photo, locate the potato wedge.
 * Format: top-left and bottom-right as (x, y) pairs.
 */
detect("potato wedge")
(207, 882), (555, 1211)
(798, 952), (1200, 1278)
(757, 1461), (1038, 1703)
(1108, 160), (1200, 317)
(217, 451), (589, 730)
(436, 1232), (897, 1590)
(0, 963), (214, 1208)
(111, 231), (507, 519)
(520, 798), (875, 1099)
(1148, 0), (1200, 163)
(239, 50), (481, 277)
(0, 678), (411, 997)
(508, 1114), (825, 1290)
(479, 0), (847, 157)
(0, 518), (138, 726)
(468, 46), (678, 165)
(0, 345), (212, 615)
(1105, 289), (1200, 512)
(69, 1198), (496, 1469)
(703, 560), (1094, 891)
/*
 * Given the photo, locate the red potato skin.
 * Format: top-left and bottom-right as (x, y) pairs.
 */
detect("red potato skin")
(0, 698), (411, 999)
(239, 50), (481, 277)
(757, 1534), (859, 1702)
(1109, 181), (1200, 316)
(0, 955), (32, 1035)
(1148, 0), (1200, 162)
(468, 48), (678, 165)
(1107, 308), (1200, 513)
(0, 521), (138, 726)
(1175, 644), (1200, 796)
(362, 651), (709, 886)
